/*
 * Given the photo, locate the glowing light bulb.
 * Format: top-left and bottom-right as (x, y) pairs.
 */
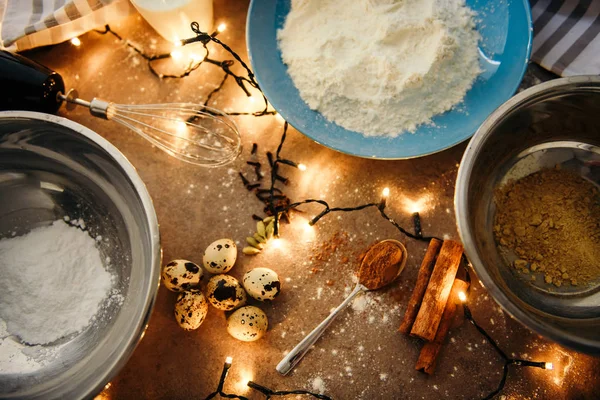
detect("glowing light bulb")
(217, 23), (227, 33)
(298, 163), (307, 171)
(174, 39), (182, 47)
(458, 291), (467, 303)
(403, 195), (429, 214)
(271, 238), (283, 249)
(545, 362), (553, 370)
(70, 37), (81, 47)
(234, 370), (254, 393)
(225, 356), (233, 365)
(248, 96), (256, 103)
(170, 50), (183, 60)
(378, 187), (391, 209)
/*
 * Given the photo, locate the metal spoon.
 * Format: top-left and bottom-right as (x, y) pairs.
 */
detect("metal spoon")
(276, 239), (408, 375)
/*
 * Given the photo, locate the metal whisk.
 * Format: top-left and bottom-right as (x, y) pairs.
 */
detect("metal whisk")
(57, 89), (242, 167)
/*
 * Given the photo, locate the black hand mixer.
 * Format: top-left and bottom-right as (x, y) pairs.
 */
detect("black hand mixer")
(0, 50), (241, 167)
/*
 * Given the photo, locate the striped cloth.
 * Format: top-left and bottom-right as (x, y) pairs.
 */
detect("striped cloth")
(0, 0), (131, 51)
(532, 0), (600, 76)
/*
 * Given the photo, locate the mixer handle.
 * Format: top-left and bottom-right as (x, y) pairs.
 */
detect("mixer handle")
(0, 50), (65, 114)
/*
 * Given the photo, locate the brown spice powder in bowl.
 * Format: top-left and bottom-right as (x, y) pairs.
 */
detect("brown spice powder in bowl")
(494, 167), (600, 289)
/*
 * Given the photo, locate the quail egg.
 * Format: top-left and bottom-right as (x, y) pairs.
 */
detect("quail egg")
(203, 239), (237, 274)
(161, 259), (203, 292)
(174, 289), (209, 330)
(206, 274), (246, 310)
(242, 268), (281, 301)
(227, 306), (268, 342)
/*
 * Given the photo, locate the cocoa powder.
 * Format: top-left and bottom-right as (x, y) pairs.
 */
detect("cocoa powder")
(357, 241), (405, 290)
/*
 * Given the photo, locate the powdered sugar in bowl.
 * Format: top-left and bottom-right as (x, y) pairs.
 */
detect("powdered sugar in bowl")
(0, 111), (160, 399)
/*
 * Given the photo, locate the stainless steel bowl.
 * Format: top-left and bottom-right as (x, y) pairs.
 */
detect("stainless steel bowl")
(0, 111), (160, 399)
(455, 76), (600, 355)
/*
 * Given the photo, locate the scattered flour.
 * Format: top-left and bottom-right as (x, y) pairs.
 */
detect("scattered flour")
(311, 376), (327, 394)
(278, 0), (481, 136)
(0, 220), (116, 371)
(351, 293), (369, 312)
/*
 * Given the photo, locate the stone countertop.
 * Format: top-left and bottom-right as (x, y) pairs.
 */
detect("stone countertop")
(25, 1), (600, 399)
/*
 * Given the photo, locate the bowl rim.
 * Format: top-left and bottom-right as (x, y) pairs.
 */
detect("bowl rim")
(246, 0), (534, 160)
(0, 110), (162, 397)
(455, 75), (600, 355)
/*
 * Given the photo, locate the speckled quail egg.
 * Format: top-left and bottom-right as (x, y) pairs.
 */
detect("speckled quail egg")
(205, 274), (246, 310)
(227, 306), (268, 342)
(161, 259), (203, 292)
(242, 268), (281, 301)
(203, 239), (237, 274)
(174, 289), (209, 330)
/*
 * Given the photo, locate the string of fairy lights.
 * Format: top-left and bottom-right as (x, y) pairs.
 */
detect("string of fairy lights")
(80, 22), (554, 400)
(203, 356), (332, 400)
(91, 23), (274, 117)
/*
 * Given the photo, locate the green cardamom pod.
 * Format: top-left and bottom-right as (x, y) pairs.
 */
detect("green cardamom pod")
(263, 216), (275, 224)
(254, 232), (267, 244)
(265, 221), (274, 239)
(246, 236), (264, 249)
(243, 246), (261, 255)
(257, 220), (266, 237)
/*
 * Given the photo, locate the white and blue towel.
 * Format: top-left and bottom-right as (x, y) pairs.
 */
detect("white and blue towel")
(531, 0), (600, 76)
(0, 0), (130, 51)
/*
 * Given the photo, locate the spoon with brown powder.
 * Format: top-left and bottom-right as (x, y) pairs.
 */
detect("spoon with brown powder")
(276, 240), (407, 375)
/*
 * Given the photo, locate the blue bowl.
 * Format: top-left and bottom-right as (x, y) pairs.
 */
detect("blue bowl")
(247, 0), (533, 159)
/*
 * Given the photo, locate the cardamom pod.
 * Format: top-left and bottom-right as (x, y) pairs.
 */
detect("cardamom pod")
(254, 232), (267, 244)
(263, 216), (275, 224)
(243, 246), (261, 255)
(257, 220), (266, 237)
(265, 221), (274, 239)
(246, 236), (264, 249)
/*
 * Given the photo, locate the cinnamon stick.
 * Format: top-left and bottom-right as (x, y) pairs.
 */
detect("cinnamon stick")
(399, 238), (442, 334)
(410, 240), (464, 341)
(415, 279), (469, 374)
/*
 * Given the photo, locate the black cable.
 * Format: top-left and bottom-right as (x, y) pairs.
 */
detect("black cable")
(203, 360), (249, 400)
(248, 381), (332, 400)
(412, 212), (423, 238)
(378, 207), (439, 242)
(203, 360), (332, 400)
(460, 269), (551, 399)
(93, 24), (276, 116)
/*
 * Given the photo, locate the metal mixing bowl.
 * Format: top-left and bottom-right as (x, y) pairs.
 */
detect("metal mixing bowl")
(455, 76), (600, 355)
(0, 111), (160, 399)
